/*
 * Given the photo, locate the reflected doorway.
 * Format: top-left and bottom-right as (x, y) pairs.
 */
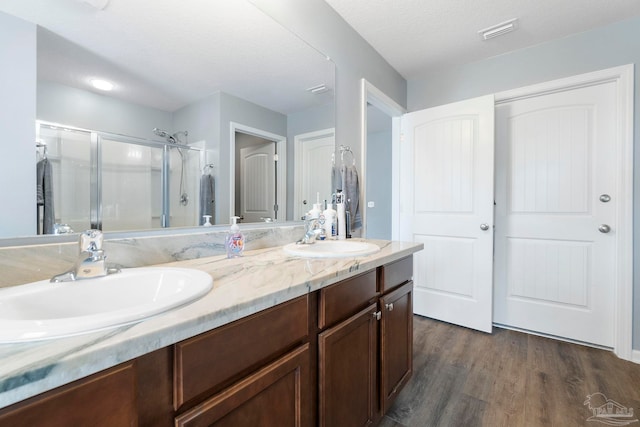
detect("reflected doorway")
(230, 123), (286, 224)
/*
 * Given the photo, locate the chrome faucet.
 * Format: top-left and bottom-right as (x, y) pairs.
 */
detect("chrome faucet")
(297, 216), (323, 244)
(51, 230), (120, 283)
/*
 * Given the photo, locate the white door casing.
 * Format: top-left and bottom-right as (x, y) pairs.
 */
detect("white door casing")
(239, 143), (275, 223)
(493, 66), (634, 356)
(294, 129), (335, 220)
(400, 95), (495, 333)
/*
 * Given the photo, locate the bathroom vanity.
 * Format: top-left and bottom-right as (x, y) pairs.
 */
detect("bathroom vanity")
(0, 240), (421, 426)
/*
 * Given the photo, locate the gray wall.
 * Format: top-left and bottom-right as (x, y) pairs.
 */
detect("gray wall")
(0, 13), (36, 238)
(251, 0), (407, 176)
(38, 81), (172, 139)
(174, 91), (287, 224)
(407, 16), (640, 350)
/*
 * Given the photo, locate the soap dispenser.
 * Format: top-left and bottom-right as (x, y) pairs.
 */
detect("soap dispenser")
(225, 216), (244, 258)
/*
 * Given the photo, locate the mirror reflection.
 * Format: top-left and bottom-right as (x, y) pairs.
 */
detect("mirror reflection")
(0, 0), (335, 239)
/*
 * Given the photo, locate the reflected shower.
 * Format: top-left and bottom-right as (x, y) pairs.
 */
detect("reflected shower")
(153, 128), (190, 206)
(153, 128), (188, 145)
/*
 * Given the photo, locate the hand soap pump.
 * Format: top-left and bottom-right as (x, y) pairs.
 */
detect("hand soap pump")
(225, 216), (244, 258)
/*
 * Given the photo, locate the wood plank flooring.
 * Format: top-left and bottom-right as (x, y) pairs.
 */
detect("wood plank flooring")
(381, 315), (640, 427)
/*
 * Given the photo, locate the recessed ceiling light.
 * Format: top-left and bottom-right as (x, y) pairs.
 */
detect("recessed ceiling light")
(478, 18), (518, 41)
(91, 79), (114, 91)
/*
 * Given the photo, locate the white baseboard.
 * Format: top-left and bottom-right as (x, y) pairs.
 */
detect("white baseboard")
(632, 349), (640, 364)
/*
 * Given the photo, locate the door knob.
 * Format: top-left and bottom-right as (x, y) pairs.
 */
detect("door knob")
(599, 194), (611, 203)
(598, 224), (611, 233)
(480, 223), (490, 231)
(303, 200), (307, 205)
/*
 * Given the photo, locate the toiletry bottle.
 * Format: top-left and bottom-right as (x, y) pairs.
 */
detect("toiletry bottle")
(323, 197), (337, 239)
(225, 216), (244, 258)
(336, 190), (346, 240)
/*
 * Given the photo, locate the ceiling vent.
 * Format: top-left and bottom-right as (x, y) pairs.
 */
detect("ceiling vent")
(478, 18), (518, 40)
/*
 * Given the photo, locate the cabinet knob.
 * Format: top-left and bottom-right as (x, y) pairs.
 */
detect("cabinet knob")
(385, 303), (394, 312)
(372, 311), (381, 321)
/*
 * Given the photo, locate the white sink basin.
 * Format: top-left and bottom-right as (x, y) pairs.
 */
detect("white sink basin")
(283, 240), (380, 258)
(0, 267), (212, 343)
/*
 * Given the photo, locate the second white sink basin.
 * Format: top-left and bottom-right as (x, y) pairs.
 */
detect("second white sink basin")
(0, 267), (213, 343)
(283, 240), (380, 258)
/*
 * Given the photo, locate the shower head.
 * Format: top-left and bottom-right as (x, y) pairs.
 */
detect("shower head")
(153, 127), (176, 143)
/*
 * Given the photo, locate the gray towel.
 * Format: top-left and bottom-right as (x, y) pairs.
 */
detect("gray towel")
(331, 164), (342, 194)
(340, 164), (361, 230)
(199, 173), (215, 224)
(36, 158), (55, 234)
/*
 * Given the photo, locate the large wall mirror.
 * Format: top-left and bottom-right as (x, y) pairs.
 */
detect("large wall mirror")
(0, 0), (335, 240)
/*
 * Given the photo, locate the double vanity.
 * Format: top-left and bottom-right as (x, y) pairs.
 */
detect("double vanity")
(0, 235), (422, 426)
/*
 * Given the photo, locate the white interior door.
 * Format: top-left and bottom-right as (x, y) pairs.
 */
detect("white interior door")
(239, 143), (275, 223)
(294, 130), (335, 219)
(400, 95), (495, 333)
(493, 82), (617, 347)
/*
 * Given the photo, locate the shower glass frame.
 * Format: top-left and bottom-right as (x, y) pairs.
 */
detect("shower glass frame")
(36, 121), (203, 233)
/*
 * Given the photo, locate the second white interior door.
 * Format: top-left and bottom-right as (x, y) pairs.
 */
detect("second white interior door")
(493, 81), (618, 347)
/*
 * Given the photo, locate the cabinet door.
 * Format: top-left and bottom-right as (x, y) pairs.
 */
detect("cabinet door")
(175, 344), (311, 427)
(380, 281), (413, 413)
(318, 303), (378, 427)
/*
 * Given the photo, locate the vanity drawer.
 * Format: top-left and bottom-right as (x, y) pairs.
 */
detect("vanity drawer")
(318, 270), (378, 329)
(379, 256), (413, 293)
(174, 295), (309, 411)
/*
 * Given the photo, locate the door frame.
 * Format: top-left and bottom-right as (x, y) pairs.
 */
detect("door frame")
(360, 79), (406, 239)
(494, 64), (634, 361)
(230, 122), (286, 221)
(293, 128), (335, 221)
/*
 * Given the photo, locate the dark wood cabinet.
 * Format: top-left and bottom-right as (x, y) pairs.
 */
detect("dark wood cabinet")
(380, 281), (413, 413)
(317, 256), (414, 426)
(175, 344), (310, 427)
(0, 256), (414, 427)
(318, 303), (379, 427)
(0, 362), (137, 427)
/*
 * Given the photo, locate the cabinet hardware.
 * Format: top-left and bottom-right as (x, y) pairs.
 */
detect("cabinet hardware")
(372, 311), (382, 321)
(385, 303), (394, 312)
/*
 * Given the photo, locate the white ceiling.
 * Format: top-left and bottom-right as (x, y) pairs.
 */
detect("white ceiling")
(3, 0), (640, 114)
(324, 0), (640, 79)
(0, 0), (333, 113)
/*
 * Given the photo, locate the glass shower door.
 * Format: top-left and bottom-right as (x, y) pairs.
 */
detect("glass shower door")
(100, 137), (164, 232)
(37, 124), (92, 234)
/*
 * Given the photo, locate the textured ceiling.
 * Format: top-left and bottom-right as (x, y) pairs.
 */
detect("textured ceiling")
(0, 0), (334, 113)
(324, 0), (640, 79)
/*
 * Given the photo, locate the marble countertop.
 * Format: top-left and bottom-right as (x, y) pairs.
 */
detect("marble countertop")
(0, 239), (422, 410)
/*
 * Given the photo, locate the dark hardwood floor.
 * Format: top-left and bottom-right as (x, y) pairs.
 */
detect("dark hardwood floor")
(381, 315), (640, 427)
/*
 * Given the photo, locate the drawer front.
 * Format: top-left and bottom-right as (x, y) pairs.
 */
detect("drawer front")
(380, 256), (413, 293)
(174, 295), (309, 410)
(0, 363), (136, 427)
(319, 270), (378, 329)
(175, 344), (310, 427)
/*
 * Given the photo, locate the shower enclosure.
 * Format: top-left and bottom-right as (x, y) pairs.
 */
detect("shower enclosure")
(37, 121), (203, 234)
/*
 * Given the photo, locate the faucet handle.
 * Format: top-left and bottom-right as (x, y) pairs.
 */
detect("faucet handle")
(80, 229), (103, 252)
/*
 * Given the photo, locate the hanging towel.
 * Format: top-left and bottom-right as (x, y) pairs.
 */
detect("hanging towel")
(331, 164), (342, 194)
(36, 158), (55, 234)
(340, 164), (362, 231)
(199, 173), (215, 224)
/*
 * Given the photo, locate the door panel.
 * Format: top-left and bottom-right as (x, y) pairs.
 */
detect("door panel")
(295, 132), (335, 220)
(400, 95), (495, 333)
(240, 143), (275, 223)
(494, 82), (616, 347)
